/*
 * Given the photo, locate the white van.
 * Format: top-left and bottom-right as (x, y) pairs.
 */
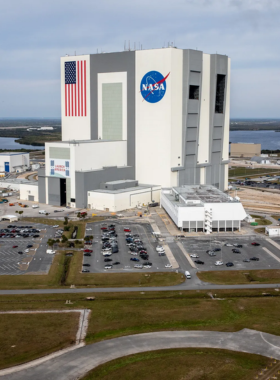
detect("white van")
(185, 271), (191, 279)
(32, 204), (39, 209)
(39, 210), (47, 214)
(46, 249), (56, 254)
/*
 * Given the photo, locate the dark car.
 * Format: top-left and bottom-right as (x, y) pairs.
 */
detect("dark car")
(194, 260), (204, 264)
(251, 242), (260, 246)
(104, 258), (112, 262)
(108, 224), (115, 228)
(226, 262), (234, 267)
(130, 258), (140, 261)
(112, 261), (120, 265)
(33, 234), (40, 238)
(18, 251), (23, 254)
(83, 263), (91, 266)
(232, 249), (241, 253)
(213, 248), (221, 252)
(27, 244), (33, 248)
(250, 257), (259, 261)
(143, 261), (152, 266)
(111, 247), (119, 253)
(84, 253), (92, 257)
(233, 244), (243, 248)
(148, 202), (159, 207)
(12, 245), (18, 248)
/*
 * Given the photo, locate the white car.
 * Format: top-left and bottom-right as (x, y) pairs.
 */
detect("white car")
(102, 252), (112, 256)
(156, 247), (165, 252)
(86, 228), (92, 231)
(224, 243), (233, 247)
(165, 264), (172, 268)
(130, 252), (138, 255)
(24, 249), (29, 253)
(134, 264), (143, 269)
(53, 225), (59, 228)
(143, 265), (151, 269)
(190, 254), (199, 258)
(104, 265), (112, 269)
(215, 261), (223, 266)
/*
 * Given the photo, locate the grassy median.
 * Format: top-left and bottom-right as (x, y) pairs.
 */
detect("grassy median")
(81, 348), (270, 380)
(197, 269), (280, 285)
(0, 312), (79, 369)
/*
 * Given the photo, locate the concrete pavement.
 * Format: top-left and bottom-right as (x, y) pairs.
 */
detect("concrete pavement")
(1, 329), (280, 380)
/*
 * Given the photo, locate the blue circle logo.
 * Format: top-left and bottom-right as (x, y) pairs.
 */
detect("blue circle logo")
(140, 71), (170, 103)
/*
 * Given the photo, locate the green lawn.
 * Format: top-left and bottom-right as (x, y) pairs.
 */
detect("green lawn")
(0, 312), (79, 369)
(229, 167), (280, 178)
(197, 269), (280, 285)
(81, 348), (270, 380)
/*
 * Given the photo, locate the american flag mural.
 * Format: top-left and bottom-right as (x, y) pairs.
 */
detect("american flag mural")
(65, 60), (87, 117)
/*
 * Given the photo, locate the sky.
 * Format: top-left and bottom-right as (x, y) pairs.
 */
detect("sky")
(0, 0), (279, 118)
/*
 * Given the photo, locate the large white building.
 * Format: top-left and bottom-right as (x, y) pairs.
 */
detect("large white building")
(161, 185), (246, 232)
(39, 47), (231, 209)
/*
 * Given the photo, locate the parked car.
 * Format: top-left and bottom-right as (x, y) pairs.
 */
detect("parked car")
(232, 249), (241, 253)
(194, 260), (204, 264)
(130, 258), (140, 261)
(190, 254), (199, 258)
(233, 244), (243, 248)
(84, 249), (93, 253)
(243, 259), (250, 262)
(226, 262), (234, 267)
(84, 253), (92, 257)
(224, 243), (233, 247)
(112, 261), (120, 265)
(251, 242), (260, 246)
(124, 228), (131, 232)
(12, 245), (18, 248)
(165, 264), (172, 268)
(82, 269), (90, 273)
(215, 261), (223, 266)
(134, 264), (143, 269)
(250, 257), (259, 261)
(213, 248), (221, 252)
(104, 265), (112, 269)
(104, 258), (112, 262)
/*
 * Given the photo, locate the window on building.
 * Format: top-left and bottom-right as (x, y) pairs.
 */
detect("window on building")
(189, 85), (199, 100)
(215, 74), (226, 113)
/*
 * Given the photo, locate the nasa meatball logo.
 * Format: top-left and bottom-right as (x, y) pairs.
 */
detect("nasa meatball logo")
(140, 71), (170, 103)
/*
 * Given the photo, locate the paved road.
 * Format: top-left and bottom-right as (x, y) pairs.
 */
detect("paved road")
(0, 282), (280, 295)
(1, 329), (280, 379)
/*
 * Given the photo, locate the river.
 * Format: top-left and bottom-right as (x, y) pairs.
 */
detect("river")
(0, 137), (44, 150)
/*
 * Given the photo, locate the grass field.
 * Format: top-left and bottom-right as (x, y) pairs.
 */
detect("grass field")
(254, 218), (272, 225)
(229, 167), (280, 178)
(197, 269), (280, 285)
(272, 214), (280, 221)
(81, 348), (270, 380)
(22, 217), (64, 227)
(0, 312), (79, 369)
(66, 251), (184, 287)
(255, 227), (266, 234)
(1, 289), (280, 343)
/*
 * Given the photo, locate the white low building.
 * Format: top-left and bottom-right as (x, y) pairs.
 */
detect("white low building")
(0, 153), (29, 173)
(88, 180), (161, 212)
(19, 183), (38, 202)
(265, 226), (280, 237)
(161, 185), (247, 233)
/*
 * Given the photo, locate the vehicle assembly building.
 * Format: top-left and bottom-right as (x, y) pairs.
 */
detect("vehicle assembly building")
(38, 47), (231, 210)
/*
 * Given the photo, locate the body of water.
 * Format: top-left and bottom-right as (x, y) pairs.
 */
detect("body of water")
(230, 130), (280, 150)
(0, 137), (44, 150)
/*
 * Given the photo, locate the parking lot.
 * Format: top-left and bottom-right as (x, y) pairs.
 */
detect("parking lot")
(83, 221), (175, 273)
(0, 222), (55, 275)
(181, 236), (280, 271)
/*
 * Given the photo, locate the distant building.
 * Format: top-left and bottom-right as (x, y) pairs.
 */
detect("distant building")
(230, 143), (261, 158)
(251, 156), (270, 164)
(0, 153), (29, 173)
(265, 226), (280, 237)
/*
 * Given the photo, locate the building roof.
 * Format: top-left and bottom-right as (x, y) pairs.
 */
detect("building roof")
(162, 185), (240, 208)
(265, 226), (280, 230)
(0, 152), (29, 156)
(89, 184), (160, 195)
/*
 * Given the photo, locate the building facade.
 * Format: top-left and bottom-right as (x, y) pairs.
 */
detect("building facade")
(39, 47), (231, 208)
(230, 143), (261, 158)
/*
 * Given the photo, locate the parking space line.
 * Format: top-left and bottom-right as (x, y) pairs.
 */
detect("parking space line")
(267, 238), (280, 252)
(262, 247), (280, 264)
(177, 242), (197, 269)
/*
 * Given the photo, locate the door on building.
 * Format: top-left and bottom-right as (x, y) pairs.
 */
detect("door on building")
(28, 195), (34, 201)
(4, 162), (9, 172)
(60, 179), (66, 206)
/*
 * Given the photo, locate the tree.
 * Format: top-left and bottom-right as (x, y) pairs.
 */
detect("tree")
(64, 217), (69, 225)
(61, 235), (68, 243)
(18, 210), (23, 218)
(47, 238), (55, 247)
(64, 225), (70, 231)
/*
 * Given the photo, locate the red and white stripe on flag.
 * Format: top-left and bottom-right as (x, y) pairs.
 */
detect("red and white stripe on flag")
(65, 60), (87, 117)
